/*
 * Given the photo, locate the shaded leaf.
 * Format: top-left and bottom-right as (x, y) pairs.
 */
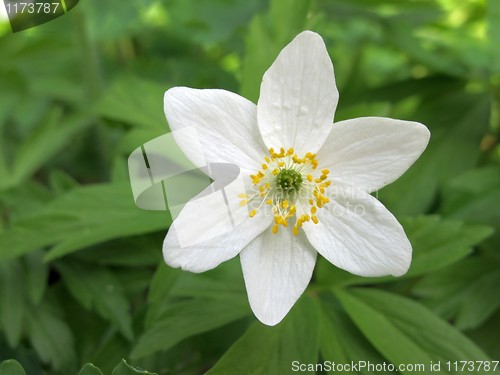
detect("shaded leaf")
(145, 264), (181, 327)
(10, 111), (93, 187)
(207, 296), (320, 374)
(132, 296), (250, 358)
(78, 363), (105, 375)
(414, 257), (500, 329)
(320, 297), (392, 374)
(336, 288), (490, 374)
(0, 360), (26, 375)
(25, 301), (77, 372)
(0, 183), (170, 261)
(0, 260), (25, 347)
(96, 76), (167, 132)
(316, 216), (493, 286)
(111, 360), (158, 375)
(23, 251), (48, 304)
(57, 260), (134, 340)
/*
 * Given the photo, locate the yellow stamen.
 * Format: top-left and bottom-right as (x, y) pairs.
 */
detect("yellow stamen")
(242, 147), (332, 234)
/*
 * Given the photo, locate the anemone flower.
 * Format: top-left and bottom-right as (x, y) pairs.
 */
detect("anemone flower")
(162, 31), (430, 326)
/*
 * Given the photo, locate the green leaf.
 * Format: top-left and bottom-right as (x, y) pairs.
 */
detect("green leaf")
(316, 216), (493, 286)
(319, 298), (392, 374)
(132, 296), (250, 358)
(441, 167), (500, 248)
(336, 288), (490, 374)
(165, 0), (265, 44)
(25, 301), (77, 372)
(78, 363), (104, 375)
(383, 18), (466, 78)
(96, 76), (167, 132)
(378, 93), (490, 216)
(111, 359), (158, 375)
(455, 270), (500, 330)
(10, 110), (92, 187)
(0, 259), (25, 347)
(145, 265), (181, 327)
(74, 234), (162, 267)
(23, 251), (48, 304)
(468, 311), (500, 359)
(240, 0), (311, 102)
(0, 360), (27, 375)
(488, 0), (500, 73)
(207, 296), (321, 374)
(414, 257), (500, 329)
(400, 216), (493, 277)
(0, 183), (170, 261)
(57, 260), (134, 340)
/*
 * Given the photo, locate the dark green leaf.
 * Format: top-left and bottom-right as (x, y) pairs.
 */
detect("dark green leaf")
(316, 216), (493, 286)
(0, 183), (170, 261)
(25, 301), (77, 372)
(414, 257), (500, 329)
(0, 360), (26, 375)
(0, 260), (25, 347)
(23, 251), (48, 304)
(57, 260), (134, 340)
(132, 296), (250, 358)
(455, 270), (500, 330)
(145, 265), (181, 327)
(10, 111), (92, 187)
(336, 288), (490, 373)
(78, 363), (105, 375)
(96, 76), (168, 132)
(320, 297), (392, 374)
(207, 296), (321, 374)
(111, 359), (158, 375)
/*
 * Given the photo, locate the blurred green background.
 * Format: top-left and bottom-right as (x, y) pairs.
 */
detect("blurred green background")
(0, 0), (499, 374)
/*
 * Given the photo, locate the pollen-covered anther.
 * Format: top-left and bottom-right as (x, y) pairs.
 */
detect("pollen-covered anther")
(241, 147), (332, 234)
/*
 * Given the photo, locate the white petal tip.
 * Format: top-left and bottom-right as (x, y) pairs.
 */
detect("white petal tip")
(252, 307), (289, 327)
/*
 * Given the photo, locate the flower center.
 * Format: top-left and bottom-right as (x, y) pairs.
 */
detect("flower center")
(276, 168), (302, 195)
(239, 147), (331, 236)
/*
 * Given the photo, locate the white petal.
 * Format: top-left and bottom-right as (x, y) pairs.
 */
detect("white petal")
(257, 31), (339, 155)
(163, 169), (272, 273)
(318, 117), (430, 192)
(164, 87), (267, 174)
(240, 227), (317, 326)
(163, 202), (272, 273)
(303, 181), (412, 277)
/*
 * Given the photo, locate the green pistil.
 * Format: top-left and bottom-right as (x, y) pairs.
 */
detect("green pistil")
(276, 169), (302, 195)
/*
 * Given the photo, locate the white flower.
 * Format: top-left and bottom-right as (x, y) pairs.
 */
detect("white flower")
(162, 31), (430, 326)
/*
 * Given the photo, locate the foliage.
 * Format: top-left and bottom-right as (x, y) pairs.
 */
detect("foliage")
(0, 0), (499, 373)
